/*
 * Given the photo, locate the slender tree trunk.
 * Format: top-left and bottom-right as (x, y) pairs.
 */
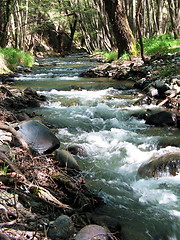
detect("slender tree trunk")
(146, 0), (151, 36)
(167, 0), (179, 39)
(103, 0), (136, 57)
(156, 0), (164, 34)
(136, 0), (146, 63)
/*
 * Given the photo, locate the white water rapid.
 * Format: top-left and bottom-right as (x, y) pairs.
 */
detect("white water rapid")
(15, 54), (180, 240)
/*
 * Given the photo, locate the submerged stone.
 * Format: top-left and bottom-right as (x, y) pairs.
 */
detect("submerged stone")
(138, 152), (180, 178)
(48, 215), (74, 240)
(74, 224), (110, 240)
(67, 145), (87, 156)
(17, 120), (60, 154)
(55, 149), (80, 170)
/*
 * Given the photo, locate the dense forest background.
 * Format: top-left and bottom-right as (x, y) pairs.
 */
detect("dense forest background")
(0, 0), (179, 56)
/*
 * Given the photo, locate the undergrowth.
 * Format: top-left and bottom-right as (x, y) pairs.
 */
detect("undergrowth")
(142, 34), (180, 55)
(0, 48), (34, 71)
(94, 34), (180, 62)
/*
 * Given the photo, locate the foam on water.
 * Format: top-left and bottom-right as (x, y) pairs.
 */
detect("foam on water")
(20, 56), (180, 240)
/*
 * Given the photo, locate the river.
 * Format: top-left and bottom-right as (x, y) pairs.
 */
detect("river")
(15, 54), (180, 240)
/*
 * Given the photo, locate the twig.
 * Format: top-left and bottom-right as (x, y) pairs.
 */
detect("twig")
(0, 152), (71, 209)
(157, 92), (176, 106)
(0, 220), (17, 227)
(0, 123), (30, 152)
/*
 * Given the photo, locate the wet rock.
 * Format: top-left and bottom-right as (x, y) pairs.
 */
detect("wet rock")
(153, 80), (170, 97)
(145, 111), (176, 127)
(74, 224), (110, 240)
(134, 96), (152, 106)
(55, 149), (80, 170)
(0, 86), (14, 97)
(157, 137), (180, 148)
(147, 86), (158, 97)
(134, 78), (152, 90)
(0, 74), (16, 84)
(16, 65), (32, 73)
(47, 215), (74, 240)
(16, 120), (60, 154)
(67, 145), (87, 156)
(24, 87), (47, 102)
(15, 112), (30, 121)
(138, 152), (180, 178)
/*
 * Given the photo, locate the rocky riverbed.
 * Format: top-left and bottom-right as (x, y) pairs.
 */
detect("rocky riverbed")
(0, 51), (179, 240)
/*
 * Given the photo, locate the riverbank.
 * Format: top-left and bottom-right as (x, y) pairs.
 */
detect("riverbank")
(0, 84), (112, 239)
(0, 51), (179, 240)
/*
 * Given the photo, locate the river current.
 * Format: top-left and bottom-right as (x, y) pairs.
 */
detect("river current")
(15, 54), (180, 240)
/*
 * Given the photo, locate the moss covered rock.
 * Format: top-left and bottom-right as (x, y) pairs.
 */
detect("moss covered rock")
(138, 152), (180, 178)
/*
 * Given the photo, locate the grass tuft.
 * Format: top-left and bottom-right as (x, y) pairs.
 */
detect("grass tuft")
(0, 48), (34, 71)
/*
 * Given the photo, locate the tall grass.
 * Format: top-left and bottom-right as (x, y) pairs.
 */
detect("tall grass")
(0, 48), (34, 71)
(141, 34), (180, 55)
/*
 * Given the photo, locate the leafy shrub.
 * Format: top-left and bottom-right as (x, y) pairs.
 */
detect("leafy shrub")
(93, 50), (118, 62)
(102, 51), (118, 62)
(0, 48), (34, 70)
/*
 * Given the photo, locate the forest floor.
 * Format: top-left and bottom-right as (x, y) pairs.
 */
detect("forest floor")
(0, 51), (179, 240)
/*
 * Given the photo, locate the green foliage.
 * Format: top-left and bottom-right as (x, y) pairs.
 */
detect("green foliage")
(102, 51), (118, 62)
(120, 52), (131, 60)
(93, 50), (118, 62)
(141, 34), (180, 56)
(0, 48), (34, 70)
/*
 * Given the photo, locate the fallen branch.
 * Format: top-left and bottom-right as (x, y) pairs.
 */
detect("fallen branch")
(0, 123), (29, 151)
(0, 220), (17, 227)
(0, 152), (71, 209)
(157, 92), (176, 107)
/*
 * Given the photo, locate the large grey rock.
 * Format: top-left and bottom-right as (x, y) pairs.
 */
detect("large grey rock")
(48, 215), (74, 240)
(138, 152), (180, 178)
(145, 111), (176, 127)
(17, 120), (60, 154)
(153, 80), (170, 96)
(55, 149), (80, 170)
(74, 224), (110, 240)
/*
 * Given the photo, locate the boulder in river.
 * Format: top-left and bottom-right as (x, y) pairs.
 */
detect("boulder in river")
(55, 149), (80, 170)
(48, 215), (74, 240)
(16, 120), (60, 154)
(74, 224), (110, 240)
(67, 145), (87, 156)
(145, 111), (176, 127)
(138, 152), (180, 178)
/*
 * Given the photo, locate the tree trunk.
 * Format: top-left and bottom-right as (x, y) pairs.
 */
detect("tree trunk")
(0, 0), (13, 47)
(167, 0), (179, 39)
(103, 0), (136, 58)
(136, 0), (146, 63)
(156, 0), (164, 34)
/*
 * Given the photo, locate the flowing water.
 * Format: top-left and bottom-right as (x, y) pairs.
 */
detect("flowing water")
(15, 54), (180, 240)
